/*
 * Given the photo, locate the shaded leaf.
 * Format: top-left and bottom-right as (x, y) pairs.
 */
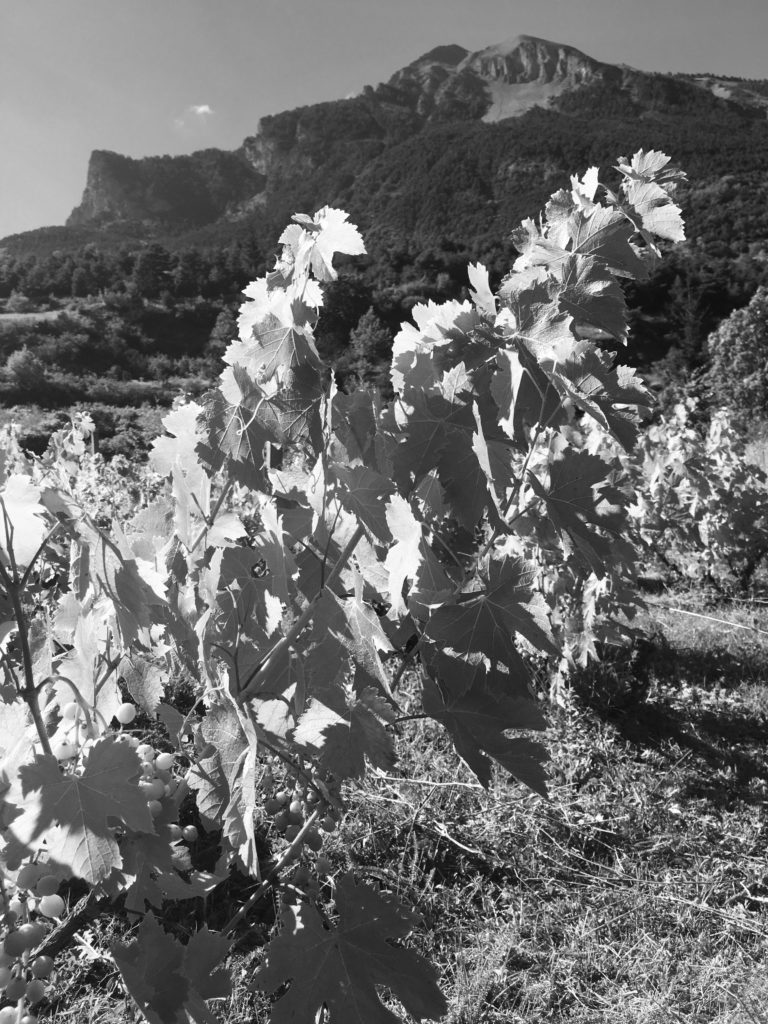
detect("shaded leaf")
(425, 556), (556, 660)
(422, 674), (548, 794)
(294, 686), (395, 780)
(253, 873), (446, 1023)
(112, 913), (231, 1024)
(7, 738), (152, 883)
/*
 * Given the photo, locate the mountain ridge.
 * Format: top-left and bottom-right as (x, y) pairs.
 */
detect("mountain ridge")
(3, 33), (768, 253)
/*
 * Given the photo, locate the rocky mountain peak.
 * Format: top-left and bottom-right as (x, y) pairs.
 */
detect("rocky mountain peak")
(460, 34), (615, 87)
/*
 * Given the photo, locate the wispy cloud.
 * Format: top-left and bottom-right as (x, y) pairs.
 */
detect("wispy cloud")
(174, 104), (215, 131)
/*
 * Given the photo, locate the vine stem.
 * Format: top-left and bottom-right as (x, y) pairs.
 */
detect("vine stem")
(237, 523), (365, 702)
(0, 559), (52, 757)
(188, 477), (235, 556)
(221, 807), (321, 936)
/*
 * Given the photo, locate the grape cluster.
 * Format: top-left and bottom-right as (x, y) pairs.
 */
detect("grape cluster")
(0, 864), (62, 1023)
(262, 764), (340, 882)
(51, 701), (98, 763)
(117, 736), (198, 841)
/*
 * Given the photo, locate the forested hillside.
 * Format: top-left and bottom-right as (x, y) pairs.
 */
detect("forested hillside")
(2, 35), (768, 452)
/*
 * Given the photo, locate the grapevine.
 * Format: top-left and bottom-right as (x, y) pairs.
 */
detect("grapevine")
(0, 150), (687, 1022)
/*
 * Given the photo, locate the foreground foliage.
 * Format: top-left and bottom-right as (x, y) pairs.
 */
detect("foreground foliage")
(0, 151), (688, 1022)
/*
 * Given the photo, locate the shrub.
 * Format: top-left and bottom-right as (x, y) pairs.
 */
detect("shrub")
(704, 286), (768, 422)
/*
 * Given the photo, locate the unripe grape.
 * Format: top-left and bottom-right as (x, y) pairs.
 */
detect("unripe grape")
(136, 744), (154, 761)
(305, 829), (323, 852)
(126, 735), (140, 749)
(115, 703), (136, 725)
(25, 978), (46, 1004)
(154, 752), (173, 772)
(305, 789), (319, 804)
(147, 800), (163, 818)
(273, 811), (289, 831)
(8, 898), (24, 918)
(61, 702), (80, 721)
(141, 779), (165, 801)
(321, 815), (337, 834)
(264, 798), (282, 815)
(19, 923), (45, 947)
(167, 824), (182, 841)
(21, 1016), (39, 1024)
(30, 956), (53, 979)
(154, 768), (172, 784)
(275, 790), (290, 805)
(288, 800), (302, 816)
(316, 856), (333, 876)
(285, 824), (301, 842)
(6, 974), (27, 999)
(0, 964), (12, 988)
(38, 894), (65, 918)
(292, 866), (309, 887)
(0, 949), (13, 967)
(0, 1007), (16, 1024)
(53, 740), (76, 762)
(17, 865), (42, 890)
(35, 876), (59, 898)
(4, 930), (28, 956)
(181, 825), (198, 842)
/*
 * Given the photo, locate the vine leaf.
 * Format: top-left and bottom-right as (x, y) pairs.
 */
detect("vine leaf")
(527, 444), (624, 576)
(54, 612), (122, 730)
(112, 912), (232, 1024)
(425, 556), (556, 660)
(421, 673), (548, 795)
(110, 828), (224, 914)
(547, 343), (652, 450)
(384, 495), (423, 616)
(150, 402), (207, 485)
(196, 380), (273, 491)
(253, 873), (447, 1023)
(0, 474), (48, 568)
(557, 254), (628, 343)
(293, 685), (396, 780)
(6, 738), (153, 883)
(120, 655), (168, 714)
(186, 704), (248, 831)
(333, 464), (395, 543)
(467, 261), (497, 316)
(54, 509), (168, 645)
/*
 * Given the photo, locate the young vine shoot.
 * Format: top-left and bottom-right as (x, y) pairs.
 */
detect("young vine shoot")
(0, 149), (686, 1023)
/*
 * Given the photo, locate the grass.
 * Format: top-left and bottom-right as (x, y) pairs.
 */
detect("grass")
(36, 588), (768, 1023)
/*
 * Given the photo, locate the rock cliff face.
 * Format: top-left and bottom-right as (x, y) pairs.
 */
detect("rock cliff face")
(67, 148), (264, 229)
(462, 35), (617, 87)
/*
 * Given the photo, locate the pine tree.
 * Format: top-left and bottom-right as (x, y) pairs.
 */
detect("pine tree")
(347, 306), (392, 388)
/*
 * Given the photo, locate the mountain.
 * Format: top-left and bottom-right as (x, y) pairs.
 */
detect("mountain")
(4, 33), (764, 250)
(3, 33), (768, 374)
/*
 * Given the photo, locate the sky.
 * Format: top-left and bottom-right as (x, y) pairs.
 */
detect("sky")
(1, 0), (766, 239)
